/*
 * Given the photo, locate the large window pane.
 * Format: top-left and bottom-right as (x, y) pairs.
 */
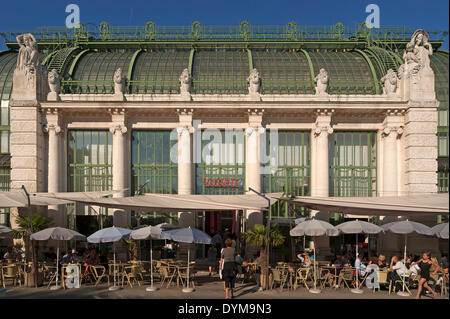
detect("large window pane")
(329, 131), (377, 197)
(196, 130), (245, 195)
(131, 130), (178, 194)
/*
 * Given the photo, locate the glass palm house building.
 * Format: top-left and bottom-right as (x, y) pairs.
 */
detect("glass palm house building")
(0, 22), (448, 259)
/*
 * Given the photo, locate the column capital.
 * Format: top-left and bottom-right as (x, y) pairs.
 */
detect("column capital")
(43, 123), (62, 135)
(314, 124), (333, 137)
(177, 125), (194, 136)
(382, 126), (403, 138)
(245, 126), (265, 137)
(109, 123), (128, 135)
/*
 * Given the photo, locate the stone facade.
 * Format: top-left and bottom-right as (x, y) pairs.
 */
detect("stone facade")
(5, 30), (446, 260)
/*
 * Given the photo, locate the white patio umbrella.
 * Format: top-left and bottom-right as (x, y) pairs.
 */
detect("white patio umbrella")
(30, 227), (86, 290)
(381, 219), (433, 296)
(87, 226), (132, 291)
(294, 217), (311, 250)
(335, 220), (384, 294)
(162, 226), (212, 293)
(130, 225), (167, 292)
(431, 222), (449, 239)
(289, 219), (340, 294)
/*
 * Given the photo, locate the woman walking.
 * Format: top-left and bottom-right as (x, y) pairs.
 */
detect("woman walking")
(220, 238), (237, 299)
(411, 252), (442, 299)
(207, 244), (217, 276)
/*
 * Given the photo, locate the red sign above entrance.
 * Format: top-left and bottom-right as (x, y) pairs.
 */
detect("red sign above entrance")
(203, 178), (239, 188)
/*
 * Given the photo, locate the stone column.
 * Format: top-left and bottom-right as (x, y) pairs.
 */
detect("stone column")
(176, 109), (195, 259)
(381, 112), (404, 196)
(109, 109), (130, 228)
(311, 109), (333, 258)
(177, 109), (194, 228)
(43, 108), (65, 226)
(245, 109), (264, 228)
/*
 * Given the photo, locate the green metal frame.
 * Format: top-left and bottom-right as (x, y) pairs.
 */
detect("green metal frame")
(67, 49), (92, 79)
(354, 49), (381, 94)
(196, 130), (246, 195)
(262, 131), (311, 219)
(329, 131), (378, 197)
(2, 23), (447, 50)
(247, 48), (253, 72)
(300, 49), (315, 90)
(131, 130), (178, 195)
(67, 130), (112, 192)
(188, 48), (195, 75)
(438, 171), (449, 193)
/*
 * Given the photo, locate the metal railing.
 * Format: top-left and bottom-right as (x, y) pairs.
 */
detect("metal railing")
(2, 22), (448, 43)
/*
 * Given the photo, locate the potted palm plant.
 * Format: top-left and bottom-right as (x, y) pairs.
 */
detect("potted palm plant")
(13, 214), (52, 287)
(243, 223), (285, 290)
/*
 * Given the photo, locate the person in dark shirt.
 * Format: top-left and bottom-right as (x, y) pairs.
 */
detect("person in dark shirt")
(220, 238), (236, 299)
(410, 252), (441, 299)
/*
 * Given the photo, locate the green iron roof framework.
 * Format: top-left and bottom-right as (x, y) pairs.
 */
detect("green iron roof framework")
(2, 22), (448, 48)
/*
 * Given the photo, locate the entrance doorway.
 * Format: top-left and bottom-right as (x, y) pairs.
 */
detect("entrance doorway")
(205, 211), (237, 237)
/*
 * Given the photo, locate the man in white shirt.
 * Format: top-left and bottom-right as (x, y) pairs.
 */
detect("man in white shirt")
(355, 254), (367, 276)
(388, 255), (408, 290)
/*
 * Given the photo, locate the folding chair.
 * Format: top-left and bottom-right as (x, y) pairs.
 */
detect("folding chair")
(270, 268), (288, 292)
(160, 265), (176, 288)
(1, 264), (21, 288)
(373, 270), (388, 293)
(177, 265), (196, 289)
(122, 265), (143, 288)
(293, 267), (310, 291)
(337, 267), (355, 290)
(319, 268), (333, 289)
(91, 265), (108, 286)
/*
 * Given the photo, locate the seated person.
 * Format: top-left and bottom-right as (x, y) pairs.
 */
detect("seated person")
(368, 255), (379, 266)
(354, 254), (367, 276)
(377, 254), (387, 269)
(302, 253), (312, 267)
(3, 247), (16, 260)
(61, 249), (73, 264)
(388, 255), (409, 290)
(71, 249), (80, 263)
(332, 254), (346, 267)
(235, 251), (248, 274)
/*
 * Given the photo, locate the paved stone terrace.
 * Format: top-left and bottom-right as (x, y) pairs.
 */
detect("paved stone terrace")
(1, 271), (448, 299)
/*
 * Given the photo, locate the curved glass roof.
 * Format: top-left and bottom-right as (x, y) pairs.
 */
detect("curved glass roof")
(131, 50), (190, 94)
(308, 51), (376, 94)
(0, 52), (17, 100)
(252, 50), (313, 94)
(69, 51), (135, 94)
(0, 48), (448, 99)
(192, 49), (248, 94)
(430, 51), (449, 113)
